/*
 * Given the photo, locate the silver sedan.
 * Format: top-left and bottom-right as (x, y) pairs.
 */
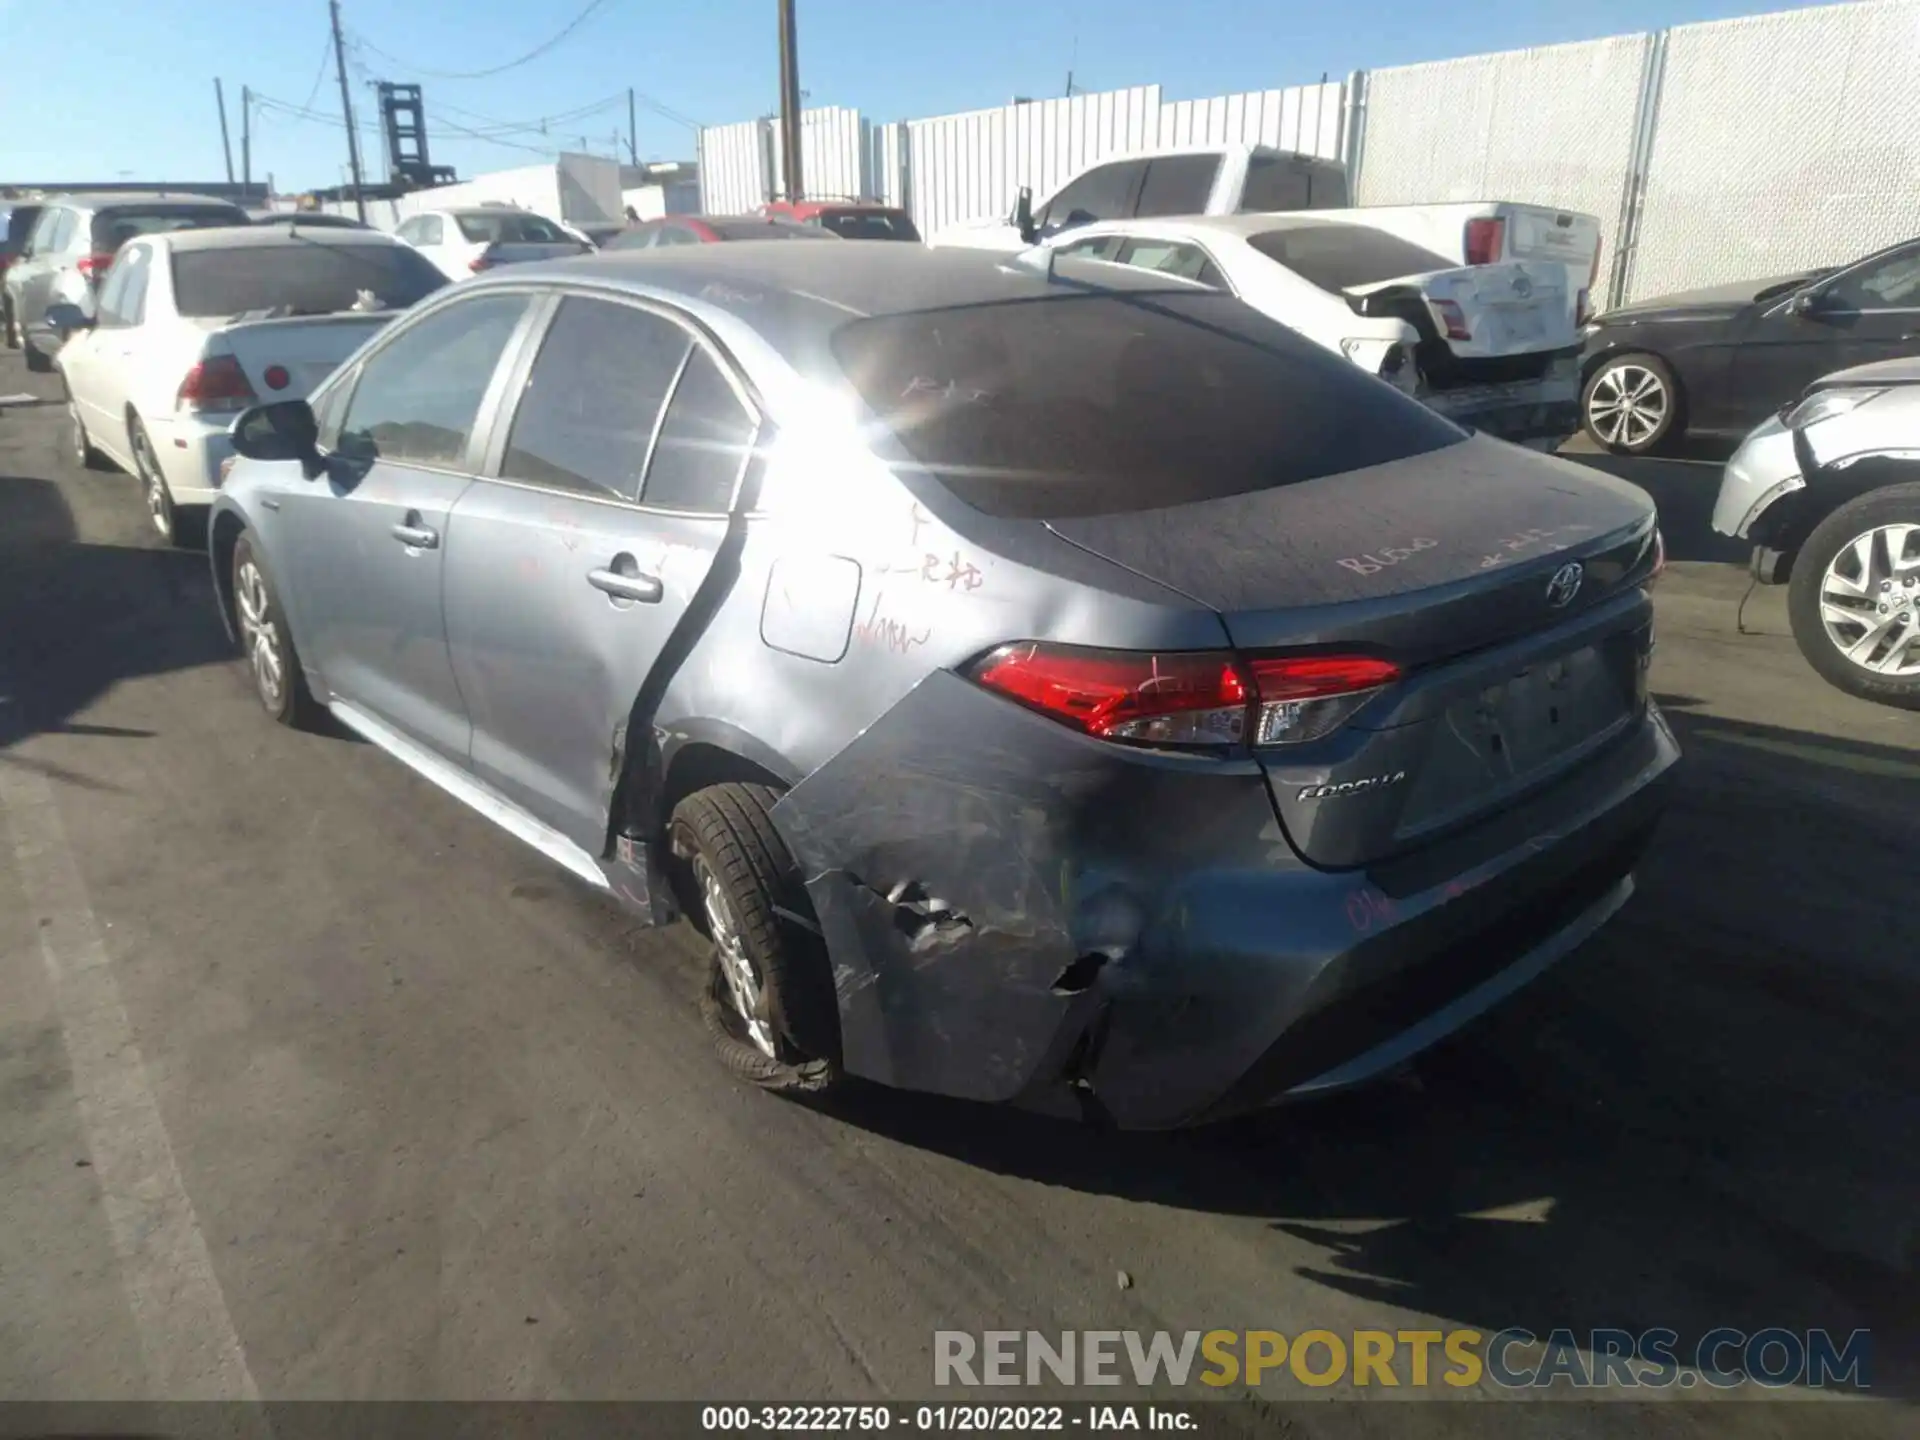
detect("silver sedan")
(210, 241), (1675, 1128)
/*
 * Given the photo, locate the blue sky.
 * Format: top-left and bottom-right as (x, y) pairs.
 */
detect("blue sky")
(0, 0), (1835, 192)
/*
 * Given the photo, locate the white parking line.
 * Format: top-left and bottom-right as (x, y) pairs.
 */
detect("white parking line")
(0, 761), (263, 1404)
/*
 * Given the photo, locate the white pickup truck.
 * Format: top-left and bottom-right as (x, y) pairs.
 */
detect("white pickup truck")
(928, 142), (1603, 299)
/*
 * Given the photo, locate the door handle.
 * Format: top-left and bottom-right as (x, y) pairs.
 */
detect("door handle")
(587, 565), (663, 604)
(390, 521), (439, 549)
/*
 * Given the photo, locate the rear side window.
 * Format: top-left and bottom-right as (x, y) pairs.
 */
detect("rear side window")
(707, 219), (830, 241)
(1250, 225), (1454, 292)
(503, 298), (691, 501)
(832, 290), (1464, 519)
(92, 206), (248, 253)
(816, 210), (921, 242)
(171, 243), (447, 319)
(35, 209), (76, 254)
(603, 227), (655, 250)
(335, 294), (529, 470)
(454, 212), (570, 244)
(1240, 154), (1348, 213)
(1135, 155), (1222, 217)
(641, 348), (756, 511)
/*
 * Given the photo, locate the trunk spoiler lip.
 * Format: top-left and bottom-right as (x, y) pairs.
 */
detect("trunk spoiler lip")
(1042, 508), (1660, 660)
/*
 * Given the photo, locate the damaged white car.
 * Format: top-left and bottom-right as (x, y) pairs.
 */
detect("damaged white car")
(1040, 214), (1586, 448)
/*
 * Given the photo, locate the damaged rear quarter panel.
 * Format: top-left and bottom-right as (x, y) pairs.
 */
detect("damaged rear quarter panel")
(770, 671), (1314, 1108)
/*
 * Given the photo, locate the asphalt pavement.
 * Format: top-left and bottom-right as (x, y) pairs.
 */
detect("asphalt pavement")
(1, 353), (1914, 1433)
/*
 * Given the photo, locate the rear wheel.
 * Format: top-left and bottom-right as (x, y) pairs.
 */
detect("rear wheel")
(128, 416), (197, 548)
(1582, 353), (1680, 454)
(231, 533), (321, 727)
(670, 783), (843, 1097)
(1787, 484), (1920, 709)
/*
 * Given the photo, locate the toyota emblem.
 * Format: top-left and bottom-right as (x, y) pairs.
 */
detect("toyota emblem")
(1512, 274), (1533, 298)
(1545, 561), (1585, 608)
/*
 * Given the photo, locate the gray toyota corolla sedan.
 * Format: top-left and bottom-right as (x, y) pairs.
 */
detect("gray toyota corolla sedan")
(208, 242), (1677, 1129)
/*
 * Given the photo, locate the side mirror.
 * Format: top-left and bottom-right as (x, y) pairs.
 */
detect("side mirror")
(44, 301), (92, 338)
(1791, 289), (1832, 319)
(230, 399), (320, 475)
(1013, 186), (1037, 245)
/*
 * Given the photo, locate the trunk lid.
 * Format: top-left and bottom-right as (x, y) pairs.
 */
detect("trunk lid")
(1346, 260), (1577, 361)
(200, 311), (396, 399)
(1045, 435), (1660, 867)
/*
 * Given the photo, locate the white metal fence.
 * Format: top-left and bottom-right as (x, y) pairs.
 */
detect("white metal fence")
(692, 0), (1920, 305)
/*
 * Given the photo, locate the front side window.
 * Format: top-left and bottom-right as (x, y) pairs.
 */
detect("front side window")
(1039, 160), (1148, 237)
(1135, 155), (1222, 218)
(335, 294), (529, 470)
(833, 290), (1465, 520)
(502, 298), (692, 501)
(1056, 235), (1126, 263)
(1824, 246), (1920, 312)
(641, 348), (756, 511)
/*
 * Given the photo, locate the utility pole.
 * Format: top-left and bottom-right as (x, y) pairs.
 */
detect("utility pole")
(776, 0), (804, 200)
(214, 79), (236, 184)
(330, 0), (368, 222)
(241, 86), (252, 191)
(627, 88), (639, 166)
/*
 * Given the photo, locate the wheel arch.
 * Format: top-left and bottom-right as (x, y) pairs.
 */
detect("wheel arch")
(1754, 457), (1920, 584)
(608, 712), (805, 856)
(207, 507), (248, 644)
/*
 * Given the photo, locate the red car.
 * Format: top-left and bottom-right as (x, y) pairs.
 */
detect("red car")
(761, 199), (921, 242)
(600, 215), (833, 250)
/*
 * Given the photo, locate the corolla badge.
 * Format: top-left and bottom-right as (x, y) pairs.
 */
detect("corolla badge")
(1545, 561), (1585, 608)
(1297, 771), (1408, 802)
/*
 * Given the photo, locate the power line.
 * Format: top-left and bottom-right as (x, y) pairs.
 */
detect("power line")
(251, 91), (620, 159)
(350, 0), (618, 82)
(298, 34), (334, 112)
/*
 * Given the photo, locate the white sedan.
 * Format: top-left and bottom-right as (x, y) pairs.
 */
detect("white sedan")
(50, 225), (447, 544)
(1040, 213), (1586, 446)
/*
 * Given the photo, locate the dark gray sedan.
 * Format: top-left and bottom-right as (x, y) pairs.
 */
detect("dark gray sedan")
(209, 242), (1677, 1129)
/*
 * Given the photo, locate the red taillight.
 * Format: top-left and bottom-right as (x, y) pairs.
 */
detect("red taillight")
(1430, 298), (1473, 342)
(469, 254), (495, 272)
(966, 643), (1399, 750)
(1464, 217), (1505, 266)
(1647, 527), (1666, 585)
(76, 253), (117, 284)
(263, 364), (291, 391)
(176, 354), (257, 414)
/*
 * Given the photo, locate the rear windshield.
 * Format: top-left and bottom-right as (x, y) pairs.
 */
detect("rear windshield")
(1240, 154), (1348, 212)
(1249, 225), (1456, 292)
(171, 242), (448, 319)
(708, 219), (832, 241)
(454, 212), (571, 244)
(92, 205), (249, 252)
(256, 213), (366, 230)
(832, 289), (1465, 519)
(816, 210), (920, 242)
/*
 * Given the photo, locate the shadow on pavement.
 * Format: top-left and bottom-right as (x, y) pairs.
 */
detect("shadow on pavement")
(823, 699), (1920, 1398)
(0, 472), (370, 750)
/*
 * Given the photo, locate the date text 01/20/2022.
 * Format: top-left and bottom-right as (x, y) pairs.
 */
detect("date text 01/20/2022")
(700, 1405), (1198, 1431)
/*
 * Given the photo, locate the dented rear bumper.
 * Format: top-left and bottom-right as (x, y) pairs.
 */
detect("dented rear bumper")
(771, 672), (1679, 1131)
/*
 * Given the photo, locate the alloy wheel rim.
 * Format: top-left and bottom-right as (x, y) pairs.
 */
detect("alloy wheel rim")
(1819, 523), (1920, 677)
(233, 559), (286, 706)
(133, 429), (170, 537)
(695, 855), (776, 1058)
(1588, 364), (1668, 449)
